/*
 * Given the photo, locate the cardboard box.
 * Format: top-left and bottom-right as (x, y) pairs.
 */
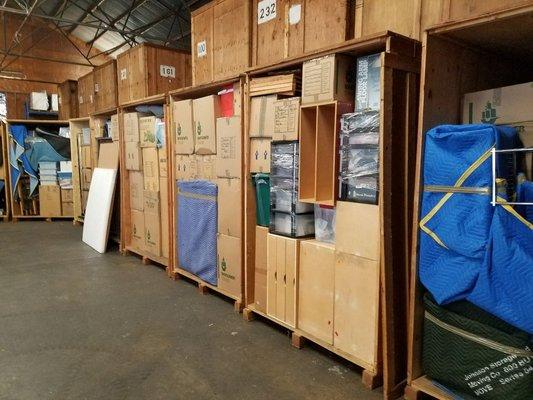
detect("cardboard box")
(233, 82), (241, 116)
(173, 99), (195, 154)
(142, 148), (159, 191)
(249, 95), (276, 137)
(110, 114), (119, 141)
(249, 138), (271, 173)
(124, 112), (141, 142)
(61, 201), (74, 216)
(254, 226), (268, 313)
(160, 177), (169, 259)
(39, 185), (61, 217)
(143, 190), (161, 256)
(302, 54), (355, 105)
(129, 171), (144, 211)
(175, 154), (197, 180)
(193, 95), (221, 154)
(217, 178), (242, 237)
(82, 168), (92, 188)
(81, 145), (92, 169)
(298, 240), (335, 344)
(158, 148), (168, 178)
(61, 188), (73, 203)
(216, 116), (242, 178)
(273, 97), (300, 141)
(196, 155), (216, 181)
(335, 201), (379, 260)
(139, 116), (158, 147)
(217, 234), (242, 298)
(125, 141), (142, 170)
(131, 209), (145, 251)
(98, 141), (119, 169)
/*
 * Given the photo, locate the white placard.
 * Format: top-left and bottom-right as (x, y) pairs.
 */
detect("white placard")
(160, 65), (176, 78)
(94, 83), (99, 93)
(197, 40), (207, 58)
(258, 0), (276, 24)
(289, 4), (301, 25)
(79, 96), (83, 104)
(120, 68), (127, 80)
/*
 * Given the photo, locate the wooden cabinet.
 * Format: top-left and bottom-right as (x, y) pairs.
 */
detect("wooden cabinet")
(266, 233), (300, 327)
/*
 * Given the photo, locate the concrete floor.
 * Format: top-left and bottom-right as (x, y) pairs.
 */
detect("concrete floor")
(0, 222), (382, 400)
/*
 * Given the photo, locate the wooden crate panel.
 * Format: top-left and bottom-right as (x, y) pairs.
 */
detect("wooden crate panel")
(58, 80), (78, 120)
(191, 4), (214, 85)
(77, 71), (94, 117)
(94, 60), (117, 113)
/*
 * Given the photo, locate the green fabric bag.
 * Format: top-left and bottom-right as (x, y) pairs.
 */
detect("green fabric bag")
(423, 293), (533, 400)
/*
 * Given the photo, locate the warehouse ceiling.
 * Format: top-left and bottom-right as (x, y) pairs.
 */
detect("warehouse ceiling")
(0, 0), (210, 59)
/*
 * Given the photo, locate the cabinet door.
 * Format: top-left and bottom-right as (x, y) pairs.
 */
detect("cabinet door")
(266, 234), (277, 317)
(333, 252), (380, 368)
(298, 241), (334, 343)
(275, 235), (286, 322)
(284, 238), (298, 328)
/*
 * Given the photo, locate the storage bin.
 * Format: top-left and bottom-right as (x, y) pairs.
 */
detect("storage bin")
(253, 173), (270, 227)
(314, 205), (335, 244)
(339, 174), (378, 205)
(271, 142), (299, 178)
(270, 212), (314, 238)
(422, 293), (533, 400)
(270, 181), (313, 214)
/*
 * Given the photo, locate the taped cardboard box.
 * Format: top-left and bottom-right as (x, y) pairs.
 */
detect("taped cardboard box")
(142, 147), (159, 191)
(302, 54), (355, 105)
(125, 141), (142, 170)
(124, 112), (141, 142)
(249, 95), (276, 137)
(158, 148), (168, 178)
(217, 233), (242, 298)
(254, 226), (268, 313)
(139, 116), (158, 147)
(193, 95), (221, 154)
(39, 185), (61, 217)
(160, 177), (169, 259)
(273, 97), (300, 141)
(335, 201), (379, 261)
(175, 154), (197, 180)
(233, 82), (242, 116)
(129, 171), (144, 211)
(249, 138), (271, 173)
(131, 209), (145, 251)
(196, 155), (216, 181)
(98, 141), (120, 170)
(217, 178), (242, 237)
(144, 190), (161, 256)
(110, 114), (119, 141)
(61, 188), (73, 203)
(173, 99), (195, 154)
(216, 116), (242, 178)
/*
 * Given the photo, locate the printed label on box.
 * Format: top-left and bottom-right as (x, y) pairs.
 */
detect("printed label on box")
(197, 40), (207, 58)
(258, 0), (276, 24)
(120, 68), (127, 80)
(219, 137), (236, 159)
(160, 65), (175, 78)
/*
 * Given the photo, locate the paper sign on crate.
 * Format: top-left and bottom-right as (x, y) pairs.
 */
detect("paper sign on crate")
(160, 65), (176, 78)
(258, 0), (276, 24)
(197, 41), (207, 58)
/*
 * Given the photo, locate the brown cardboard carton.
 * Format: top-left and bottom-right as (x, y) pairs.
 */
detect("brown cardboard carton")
(298, 240), (335, 344)
(158, 148), (168, 178)
(143, 190), (161, 257)
(217, 178), (242, 237)
(39, 185), (61, 217)
(61, 188), (73, 203)
(249, 95), (277, 137)
(301, 55), (355, 105)
(125, 141), (142, 171)
(196, 155), (216, 181)
(217, 234), (242, 298)
(193, 95), (220, 154)
(173, 99), (195, 154)
(110, 114), (119, 141)
(216, 116), (242, 178)
(335, 201), (379, 261)
(233, 82), (241, 116)
(175, 154), (197, 180)
(123, 112), (141, 142)
(61, 202), (74, 216)
(81, 145), (92, 169)
(249, 138), (271, 173)
(129, 171), (144, 211)
(273, 97), (300, 141)
(160, 177), (169, 259)
(254, 226), (268, 313)
(139, 116), (158, 147)
(142, 148), (159, 191)
(131, 209), (145, 251)
(98, 141), (119, 169)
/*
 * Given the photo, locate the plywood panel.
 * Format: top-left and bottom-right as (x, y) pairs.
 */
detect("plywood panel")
(94, 61), (117, 113)
(304, 0), (349, 52)
(285, 237), (298, 327)
(78, 71), (94, 117)
(275, 235), (286, 321)
(192, 4), (214, 85)
(266, 233), (278, 317)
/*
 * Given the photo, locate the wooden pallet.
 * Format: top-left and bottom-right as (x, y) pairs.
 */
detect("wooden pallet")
(242, 305), (382, 390)
(404, 376), (454, 400)
(170, 267), (243, 313)
(123, 246), (169, 270)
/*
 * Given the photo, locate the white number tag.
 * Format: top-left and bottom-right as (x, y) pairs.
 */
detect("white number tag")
(160, 65), (176, 78)
(258, 0), (276, 24)
(120, 69), (127, 80)
(197, 40), (207, 58)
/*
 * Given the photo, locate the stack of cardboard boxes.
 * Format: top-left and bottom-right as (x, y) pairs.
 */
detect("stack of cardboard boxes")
(125, 111), (169, 259)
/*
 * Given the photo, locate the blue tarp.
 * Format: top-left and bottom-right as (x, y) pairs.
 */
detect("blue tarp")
(419, 124), (533, 333)
(177, 180), (218, 285)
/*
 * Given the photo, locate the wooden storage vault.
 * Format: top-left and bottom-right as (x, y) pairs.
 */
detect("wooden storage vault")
(168, 78), (246, 311)
(5, 119), (72, 221)
(58, 80), (78, 120)
(242, 32), (421, 400)
(116, 43), (192, 106)
(405, 6), (533, 400)
(119, 94), (172, 268)
(93, 60), (118, 114)
(77, 71), (95, 118)
(0, 123), (11, 221)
